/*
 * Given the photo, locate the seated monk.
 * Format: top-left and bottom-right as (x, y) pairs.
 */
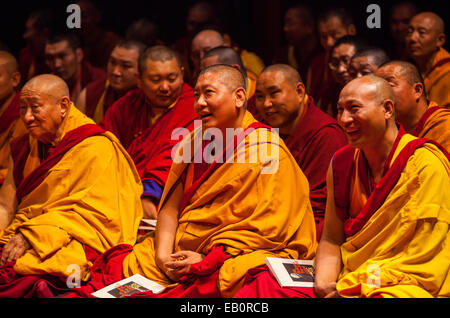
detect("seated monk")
(406, 12), (450, 106)
(315, 75), (450, 298)
(376, 60), (450, 152)
(348, 46), (390, 79)
(0, 74), (143, 297)
(67, 64), (317, 298)
(254, 64), (347, 240)
(101, 46), (198, 219)
(76, 40), (146, 123)
(0, 51), (26, 185)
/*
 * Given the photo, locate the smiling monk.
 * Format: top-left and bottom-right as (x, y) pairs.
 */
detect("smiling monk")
(315, 75), (450, 298)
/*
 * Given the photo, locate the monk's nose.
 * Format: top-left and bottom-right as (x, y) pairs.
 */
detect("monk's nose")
(22, 107), (35, 125)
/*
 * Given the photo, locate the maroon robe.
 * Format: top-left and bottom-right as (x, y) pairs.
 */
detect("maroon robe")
(284, 96), (347, 239)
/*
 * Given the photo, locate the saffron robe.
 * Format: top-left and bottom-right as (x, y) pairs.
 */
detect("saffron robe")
(0, 105), (143, 287)
(284, 96), (347, 239)
(0, 92), (27, 184)
(331, 132), (450, 298)
(422, 47), (450, 107)
(84, 79), (122, 123)
(102, 84), (197, 201)
(67, 111), (317, 298)
(412, 102), (450, 153)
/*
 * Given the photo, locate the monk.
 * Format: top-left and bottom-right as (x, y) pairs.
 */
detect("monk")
(101, 45), (197, 220)
(406, 12), (450, 106)
(273, 4), (322, 83)
(388, 1), (419, 60)
(45, 32), (106, 102)
(254, 64), (347, 240)
(315, 75), (450, 298)
(376, 60), (450, 152)
(76, 40), (145, 123)
(326, 35), (367, 117)
(0, 74), (143, 297)
(307, 7), (356, 111)
(67, 64), (317, 298)
(348, 46), (390, 79)
(0, 51), (26, 186)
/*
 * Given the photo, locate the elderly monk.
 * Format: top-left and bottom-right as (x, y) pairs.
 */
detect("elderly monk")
(101, 45), (197, 220)
(307, 7), (356, 111)
(45, 32), (106, 102)
(67, 64), (317, 298)
(0, 74), (143, 297)
(376, 60), (450, 152)
(255, 64), (347, 240)
(76, 40), (145, 123)
(406, 12), (450, 106)
(349, 46), (390, 79)
(0, 51), (26, 186)
(315, 75), (450, 298)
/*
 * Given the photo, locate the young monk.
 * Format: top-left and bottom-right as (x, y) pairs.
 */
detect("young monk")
(67, 64), (317, 298)
(315, 75), (450, 298)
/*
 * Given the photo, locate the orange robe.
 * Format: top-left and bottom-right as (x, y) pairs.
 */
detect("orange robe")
(422, 47), (450, 107)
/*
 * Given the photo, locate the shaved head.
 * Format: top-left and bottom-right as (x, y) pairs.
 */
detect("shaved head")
(198, 64), (245, 92)
(344, 75), (395, 105)
(261, 64), (302, 86)
(23, 74), (70, 100)
(412, 12), (445, 34)
(0, 51), (18, 75)
(378, 60), (424, 87)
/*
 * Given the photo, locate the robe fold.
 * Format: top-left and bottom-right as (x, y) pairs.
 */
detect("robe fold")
(331, 131), (450, 298)
(84, 79), (120, 123)
(422, 47), (450, 107)
(0, 105), (143, 296)
(284, 96), (347, 239)
(412, 102), (450, 153)
(0, 92), (26, 184)
(67, 111), (317, 298)
(102, 84), (197, 201)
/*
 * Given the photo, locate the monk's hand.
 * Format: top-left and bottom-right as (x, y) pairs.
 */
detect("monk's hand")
(164, 251), (205, 281)
(0, 233), (30, 265)
(141, 197), (157, 220)
(315, 281), (338, 298)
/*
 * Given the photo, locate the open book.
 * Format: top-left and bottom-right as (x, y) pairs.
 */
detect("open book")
(92, 274), (166, 298)
(265, 257), (315, 288)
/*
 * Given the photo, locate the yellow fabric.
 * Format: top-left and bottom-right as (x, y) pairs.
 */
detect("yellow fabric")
(246, 69), (257, 100)
(423, 47), (450, 107)
(0, 105), (143, 281)
(0, 119), (27, 182)
(92, 80), (110, 124)
(417, 102), (450, 153)
(122, 111), (317, 297)
(335, 134), (450, 298)
(238, 48), (265, 76)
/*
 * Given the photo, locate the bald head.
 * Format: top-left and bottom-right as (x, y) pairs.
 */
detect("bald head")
(0, 51), (18, 75)
(412, 12), (445, 34)
(23, 74), (70, 100)
(192, 29), (224, 51)
(198, 64), (245, 92)
(261, 64), (302, 86)
(378, 60), (424, 87)
(343, 75), (395, 105)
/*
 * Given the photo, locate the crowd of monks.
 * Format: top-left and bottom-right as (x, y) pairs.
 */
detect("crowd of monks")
(0, 0), (449, 298)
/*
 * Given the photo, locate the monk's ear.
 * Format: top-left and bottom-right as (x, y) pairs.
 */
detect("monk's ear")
(180, 66), (185, 78)
(11, 71), (21, 90)
(347, 24), (357, 36)
(223, 33), (232, 47)
(383, 99), (395, 120)
(412, 82), (424, 101)
(437, 32), (446, 47)
(60, 96), (71, 118)
(234, 87), (246, 109)
(75, 48), (83, 63)
(295, 82), (306, 101)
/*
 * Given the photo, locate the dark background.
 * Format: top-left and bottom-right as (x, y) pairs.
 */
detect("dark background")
(1, 0), (449, 65)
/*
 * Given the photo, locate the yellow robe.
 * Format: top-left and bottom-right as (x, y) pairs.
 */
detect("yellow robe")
(122, 111), (317, 297)
(415, 102), (450, 153)
(335, 134), (450, 298)
(0, 105), (143, 281)
(422, 47), (450, 107)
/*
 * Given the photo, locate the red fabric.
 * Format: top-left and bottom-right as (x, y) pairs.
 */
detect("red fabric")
(411, 105), (441, 137)
(0, 92), (20, 134)
(109, 84), (197, 193)
(65, 244), (231, 298)
(284, 96), (347, 240)
(85, 79), (122, 119)
(80, 60), (106, 91)
(179, 122), (271, 215)
(101, 84), (196, 150)
(333, 131), (450, 237)
(10, 124), (105, 202)
(233, 265), (316, 298)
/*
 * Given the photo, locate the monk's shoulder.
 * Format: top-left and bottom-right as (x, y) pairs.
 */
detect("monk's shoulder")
(407, 143), (450, 178)
(70, 134), (116, 163)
